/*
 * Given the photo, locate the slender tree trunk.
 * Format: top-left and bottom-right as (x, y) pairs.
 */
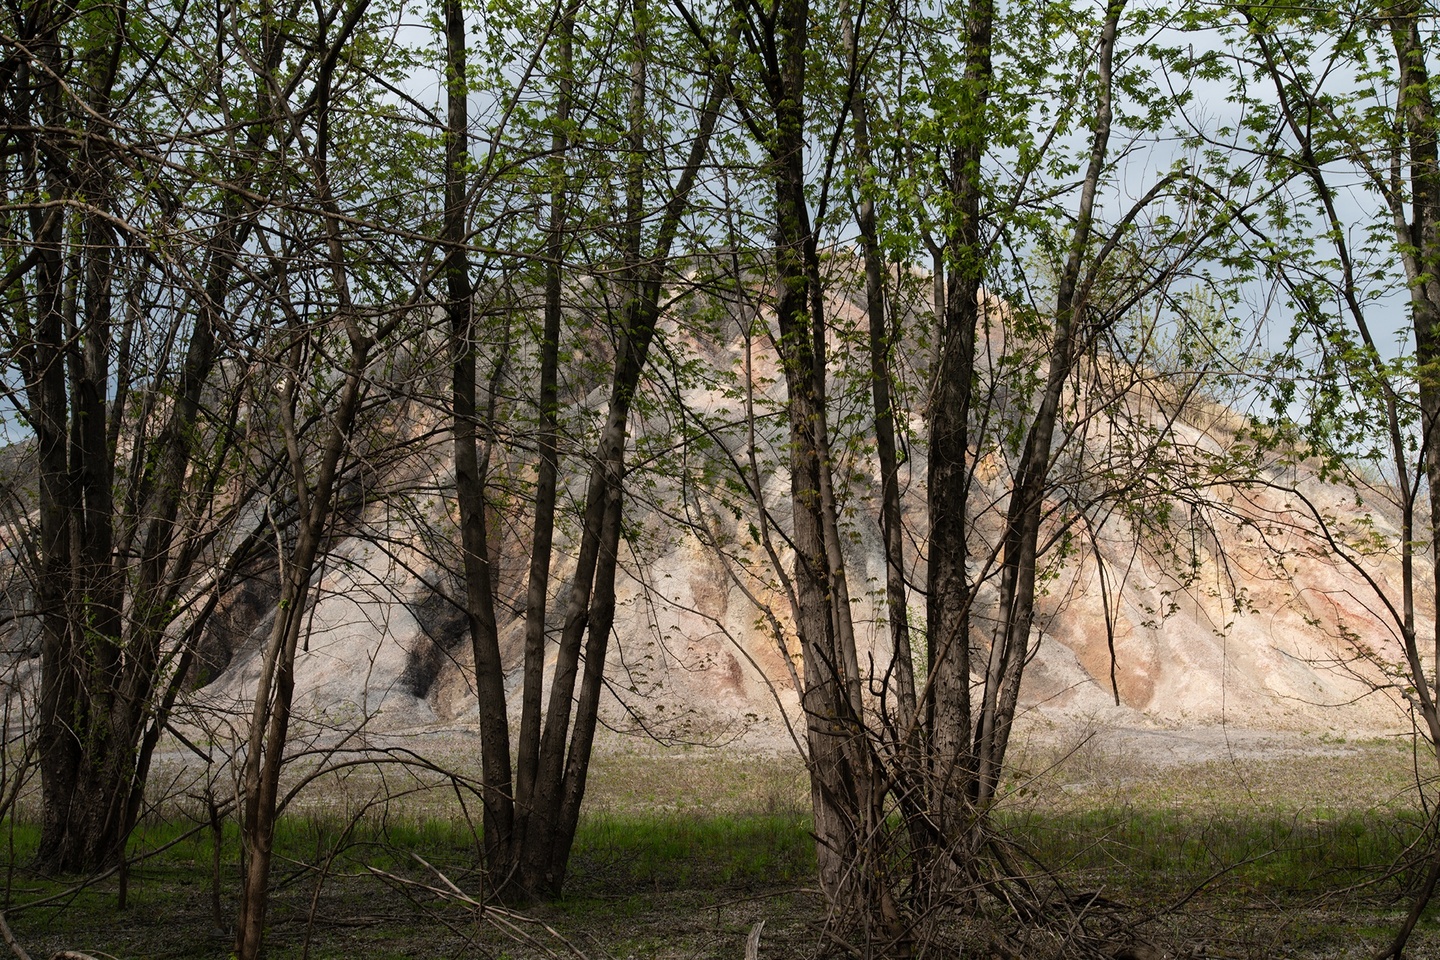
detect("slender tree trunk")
(1371, 5), (1440, 955)
(974, 0), (1121, 807)
(926, 0), (992, 842)
(234, 3), (378, 949)
(1387, 0), (1440, 754)
(513, 4), (574, 866)
(840, 0), (915, 743)
(742, 0), (877, 909)
(234, 341), (373, 960)
(444, 0), (517, 890)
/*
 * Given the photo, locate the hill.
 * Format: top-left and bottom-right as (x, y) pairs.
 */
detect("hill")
(178, 297), (1429, 751)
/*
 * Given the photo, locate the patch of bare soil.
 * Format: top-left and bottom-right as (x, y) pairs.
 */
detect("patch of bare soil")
(1003, 720), (1422, 808)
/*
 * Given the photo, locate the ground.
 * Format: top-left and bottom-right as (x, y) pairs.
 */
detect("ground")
(2, 721), (1438, 959)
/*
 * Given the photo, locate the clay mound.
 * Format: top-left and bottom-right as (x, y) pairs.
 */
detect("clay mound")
(184, 360), (1418, 752)
(3, 288), (1420, 751)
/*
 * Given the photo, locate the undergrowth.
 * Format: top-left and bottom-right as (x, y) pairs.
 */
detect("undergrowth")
(0, 740), (1434, 959)
(0, 801), (1430, 959)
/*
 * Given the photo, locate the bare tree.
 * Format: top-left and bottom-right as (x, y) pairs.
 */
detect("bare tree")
(0, 0), (288, 874)
(448, 0), (734, 899)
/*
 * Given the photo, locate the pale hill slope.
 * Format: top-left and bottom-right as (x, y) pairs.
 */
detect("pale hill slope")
(1, 288), (1422, 751)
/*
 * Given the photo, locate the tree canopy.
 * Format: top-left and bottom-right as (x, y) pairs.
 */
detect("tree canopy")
(3, 0), (1440, 954)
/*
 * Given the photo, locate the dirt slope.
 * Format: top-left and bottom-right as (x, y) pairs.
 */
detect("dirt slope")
(176, 295), (1424, 752)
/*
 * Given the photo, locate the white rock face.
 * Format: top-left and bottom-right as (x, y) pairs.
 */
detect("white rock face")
(204, 536), (440, 728)
(182, 411), (1420, 753)
(4, 292), (1422, 752)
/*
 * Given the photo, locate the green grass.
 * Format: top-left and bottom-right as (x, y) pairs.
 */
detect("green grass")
(0, 804), (822, 960)
(1000, 806), (1422, 901)
(568, 809), (816, 891)
(5, 803), (1416, 905)
(0, 740), (1437, 958)
(3, 801), (1424, 955)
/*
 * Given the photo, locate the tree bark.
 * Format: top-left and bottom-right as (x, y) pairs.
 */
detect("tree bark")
(460, 2), (730, 900)
(926, 0), (993, 841)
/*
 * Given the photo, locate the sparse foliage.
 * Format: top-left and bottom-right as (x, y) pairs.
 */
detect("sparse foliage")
(3, 0), (1439, 954)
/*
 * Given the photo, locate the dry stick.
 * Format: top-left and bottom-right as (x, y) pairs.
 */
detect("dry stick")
(745, 919), (764, 960)
(364, 862), (586, 960)
(208, 789), (224, 934)
(411, 854), (588, 957)
(0, 912), (30, 960)
(364, 866), (481, 950)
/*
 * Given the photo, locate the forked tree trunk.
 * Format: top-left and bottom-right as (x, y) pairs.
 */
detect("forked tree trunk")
(510, 2), (575, 888)
(973, 0), (1121, 809)
(515, 59), (728, 886)
(451, 0), (730, 901)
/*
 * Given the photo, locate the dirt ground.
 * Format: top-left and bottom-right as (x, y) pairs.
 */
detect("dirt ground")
(6, 720), (1439, 960)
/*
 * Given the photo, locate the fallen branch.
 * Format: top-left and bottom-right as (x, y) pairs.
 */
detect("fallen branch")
(0, 912), (30, 960)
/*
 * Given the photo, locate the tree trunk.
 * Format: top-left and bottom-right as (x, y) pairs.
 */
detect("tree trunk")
(1373, 4), (1440, 954)
(454, 0), (728, 901)
(511, 3), (575, 881)
(234, 344), (373, 960)
(233, 3), (379, 949)
(444, 0), (517, 891)
(28, 0), (87, 873)
(926, 0), (993, 840)
(1387, 0), (1440, 754)
(15, 0), (267, 875)
(749, 0), (878, 909)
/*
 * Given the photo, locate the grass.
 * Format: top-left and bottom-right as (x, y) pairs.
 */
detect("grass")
(1000, 806), (1421, 902)
(0, 810), (819, 960)
(0, 738), (1437, 958)
(570, 809), (815, 890)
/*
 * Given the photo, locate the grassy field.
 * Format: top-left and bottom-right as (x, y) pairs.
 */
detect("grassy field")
(2, 735), (1438, 959)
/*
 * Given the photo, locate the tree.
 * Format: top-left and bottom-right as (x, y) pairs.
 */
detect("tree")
(663, 0), (1243, 945)
(446, 0), (733, 900)
(219, 0), (445, 951)
(1, 0), (444, 947)
(0, 0), (289, 874)
(1203, 3), (1440, 955)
